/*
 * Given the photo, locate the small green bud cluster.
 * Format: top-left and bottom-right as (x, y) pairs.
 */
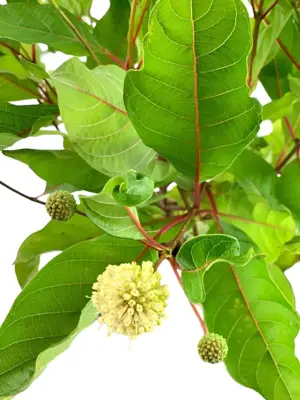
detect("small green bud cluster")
(46, 190), (76, 221)
(198, 333), (228, 363)
(92, 261), (169, 339)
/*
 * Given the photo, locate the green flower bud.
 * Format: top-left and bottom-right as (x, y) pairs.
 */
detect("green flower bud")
(198, 333), (228, 363)
(46, 190), (76, 221)
(92, 261), (169, 339)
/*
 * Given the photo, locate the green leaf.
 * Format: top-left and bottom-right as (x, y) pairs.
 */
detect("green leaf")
(3, 149), (108, 193)
(52, 59), (155, 176)
(229, 149), (278, 204)
(176, 234), (256, 304)
(0, 4), (97, 56)
(279, 12), (300, 68)
(276, 160), (300, 228)
(260, 53), (294, 100)
(263, 92), (299, 121)
(0, 102), (58, 150)
(80, 179), (144, 240)
(252, 5), (292, 82)
(0, 53), (29, 79)
(217, 191), (295, 263)
(14, 213), (102, 287)
(203, 258), (300, 399)
(93, 0), (130, 65)
(269, 264), (295, 308)
(140, 158), (176, 186)
(124, 0), (261, 181)
(0, 235), (153, 396)
(56, 0), (93, 16)
(112, 170), (154, 206)
(19, 58), (50, 80)
(0, 73), (39, 101)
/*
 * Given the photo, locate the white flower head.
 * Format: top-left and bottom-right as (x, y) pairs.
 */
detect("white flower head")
(92, 261), (169, 339)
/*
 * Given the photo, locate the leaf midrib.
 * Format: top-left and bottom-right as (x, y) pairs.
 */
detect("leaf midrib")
(230, 265), (293, 398)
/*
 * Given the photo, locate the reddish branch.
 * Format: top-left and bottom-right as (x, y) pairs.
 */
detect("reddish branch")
(169, 257), (207, 334)
(132, 0), (149, 46)
(31, 44), (36, 63)
(205, 187), (222, 232)
(260, 15), (300, 71)
(124, 206), (168, 252)
(247, 0), (265, 88)
(126, 0), (139, 69)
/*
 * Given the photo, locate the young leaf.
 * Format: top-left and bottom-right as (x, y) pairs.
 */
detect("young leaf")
(217, 191), (295, 263)
(19, 58), (50, 80)
(203, 259), (300, 399)
(124, 0), (261, 181)
(0, 235), (153, 396)
(14, 213), (102, 287)
(176, 234), (256, 304)
(52, 59), (155, 176)
(112, 171), (154, 206)
(80, 179), (144, 240)
(0, 102), (58, 150)
(3, 149), (108, 193)
(276, 160), (300, 228)
(0, 4), (97, 56)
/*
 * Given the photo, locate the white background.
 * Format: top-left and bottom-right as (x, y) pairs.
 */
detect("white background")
(0, 0), (299, 399)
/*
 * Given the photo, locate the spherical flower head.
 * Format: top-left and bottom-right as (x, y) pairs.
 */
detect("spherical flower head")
(92, 261), (169, 339)
(46, 190), (76, 221)
(198, 333), (228, 363)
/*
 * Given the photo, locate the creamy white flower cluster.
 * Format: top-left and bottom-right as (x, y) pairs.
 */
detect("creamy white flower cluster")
(92, 261), (169, 339)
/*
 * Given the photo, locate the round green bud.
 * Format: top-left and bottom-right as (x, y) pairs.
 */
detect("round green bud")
(46, 190), (76, 221)
(198, 333), (228, 364)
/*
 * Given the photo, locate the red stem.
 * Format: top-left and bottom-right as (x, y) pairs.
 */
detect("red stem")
(205, 187), (222, 232)
(135, 215), (187, 262)
(32, 44), (36, 63)
(170, 257), (207, 334)
(132, 0), (149, 45)
(260, 0), (279, 19)
(125, 206), (167, 251)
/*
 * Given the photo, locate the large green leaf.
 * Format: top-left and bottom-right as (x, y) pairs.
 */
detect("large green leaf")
(176, 234), (256, 304)
(3, 149), (108, 193)
(203, 258), (300, 399)
(0, 102), (58, 150)
(0, 4), (97, 56)
(217, 191), (295, 262)
(276, 160), (300, 228)
(93, 0), (130, 65)
(0, 235), (153, 396)
(14, 213), (102, 287)
(124, 0), (260, 181)
(80, 178), (144, 240)
(52, 59), (155, 176)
